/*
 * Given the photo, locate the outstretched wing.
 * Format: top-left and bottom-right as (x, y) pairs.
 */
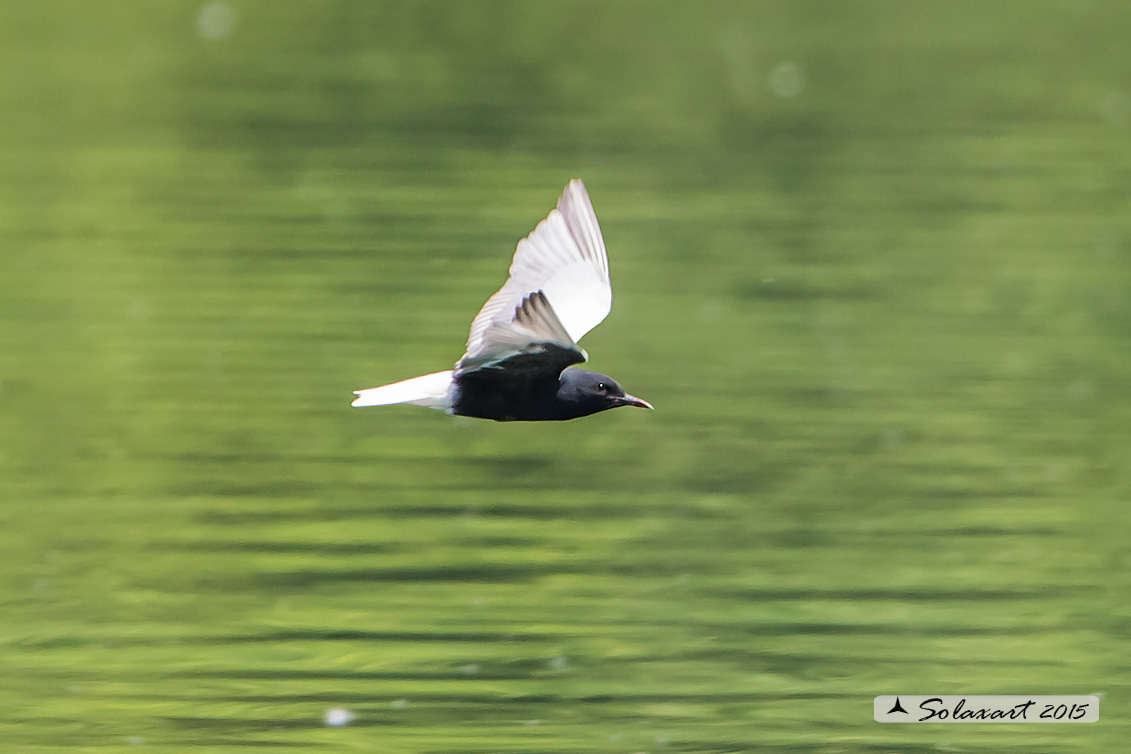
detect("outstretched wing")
(456, 179), (612, 375)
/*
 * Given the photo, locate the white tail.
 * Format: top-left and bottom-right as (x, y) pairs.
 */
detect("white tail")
(351, 370), (454, 410)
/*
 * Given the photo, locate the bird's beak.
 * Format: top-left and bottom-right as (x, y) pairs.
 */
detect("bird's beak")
(619, 394), (654, 410)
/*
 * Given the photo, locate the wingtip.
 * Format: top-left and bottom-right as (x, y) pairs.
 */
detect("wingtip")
(564, 178), (588, 197)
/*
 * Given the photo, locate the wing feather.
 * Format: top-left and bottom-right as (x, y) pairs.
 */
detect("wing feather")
(457, 291), (584, 374)
(458, 180), (612, 372)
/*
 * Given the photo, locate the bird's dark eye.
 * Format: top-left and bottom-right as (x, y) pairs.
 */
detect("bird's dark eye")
(596, 382), (608, 392)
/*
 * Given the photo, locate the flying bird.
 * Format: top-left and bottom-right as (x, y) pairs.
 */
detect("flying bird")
(352, 179), (652, 421)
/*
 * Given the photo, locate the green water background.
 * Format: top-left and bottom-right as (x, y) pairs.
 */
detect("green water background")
(1, 2), (1129, 751)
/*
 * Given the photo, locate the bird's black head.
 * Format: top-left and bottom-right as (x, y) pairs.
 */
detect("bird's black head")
(555, 368), (653, 419)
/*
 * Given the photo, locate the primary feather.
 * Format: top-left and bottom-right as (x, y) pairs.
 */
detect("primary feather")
(458, 179), (612, 373)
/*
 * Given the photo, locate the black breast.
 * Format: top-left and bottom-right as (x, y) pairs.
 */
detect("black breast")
(452, 372), (564, 421)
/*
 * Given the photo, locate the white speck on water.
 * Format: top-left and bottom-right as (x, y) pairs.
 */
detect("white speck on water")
(125, 737), (145, 746)
(768, 62), (805, 98)
(323, 707), (355, 727)
(549, 655), (568, 670)
(197, 2), (236, 40)
(390, 698), (407, 709)
(461, 663), (480, 675)
(524, 719), (541, 726)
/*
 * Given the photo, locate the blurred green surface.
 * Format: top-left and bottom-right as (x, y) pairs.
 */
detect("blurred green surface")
(2, 1), (1130, 751)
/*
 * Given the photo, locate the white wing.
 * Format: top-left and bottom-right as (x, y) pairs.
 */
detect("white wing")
(458, 179), (612, 372)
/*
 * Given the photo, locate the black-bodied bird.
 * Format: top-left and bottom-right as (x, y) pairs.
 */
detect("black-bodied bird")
(351, 180), (653, 421)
